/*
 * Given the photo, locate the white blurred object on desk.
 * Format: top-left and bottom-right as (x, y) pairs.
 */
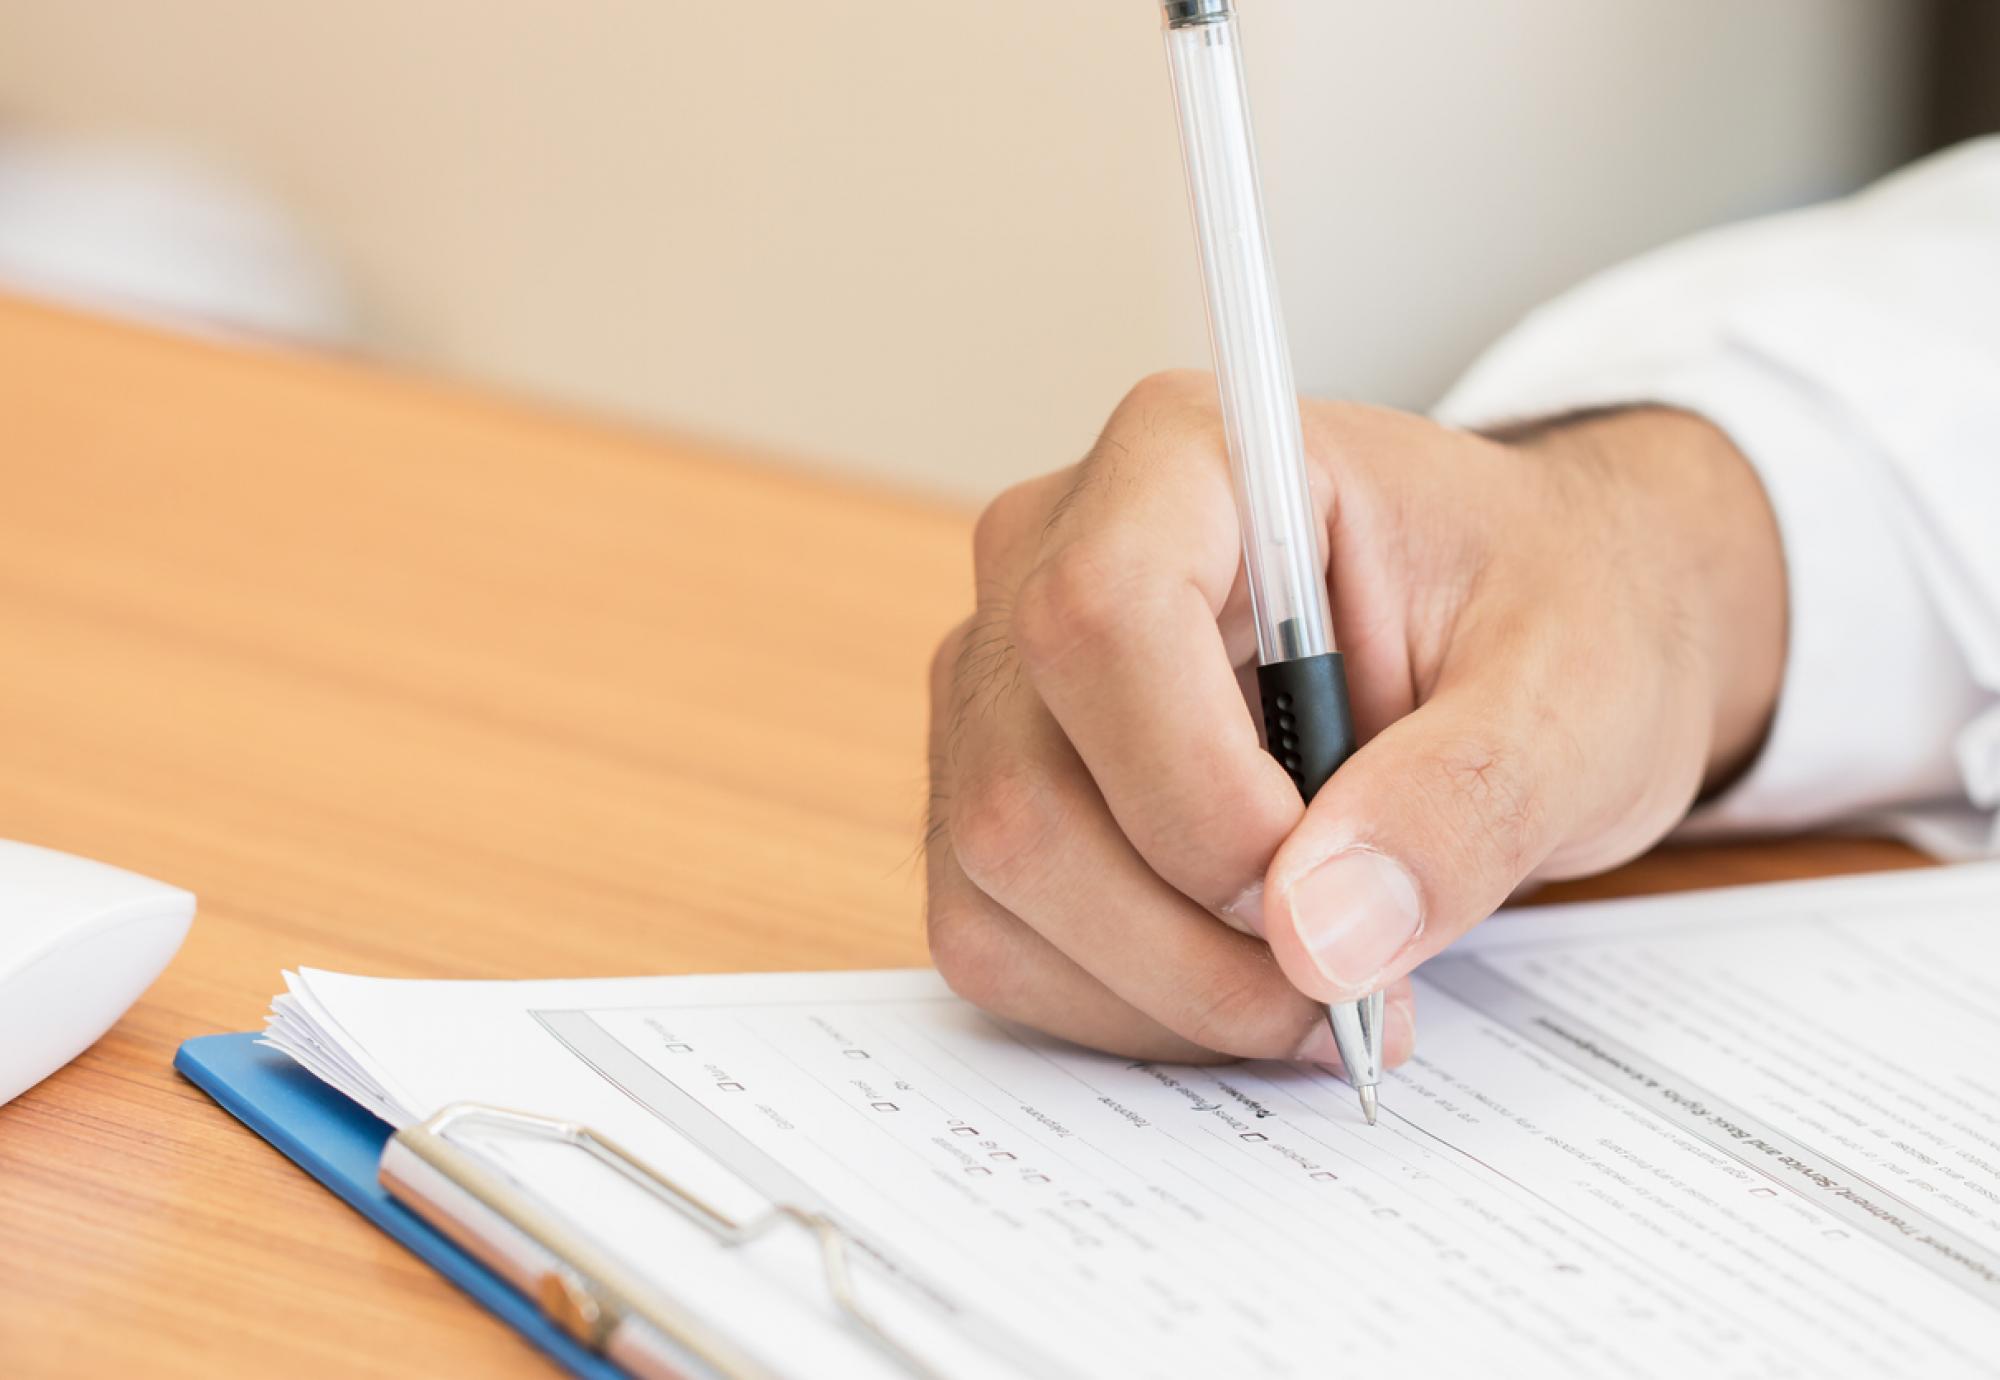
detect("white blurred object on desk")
(0, 840), (196, 1108)
(0, 133), (353, 345)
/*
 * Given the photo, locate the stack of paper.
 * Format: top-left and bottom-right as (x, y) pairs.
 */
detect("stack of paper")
(264, 865), (2000, 1378)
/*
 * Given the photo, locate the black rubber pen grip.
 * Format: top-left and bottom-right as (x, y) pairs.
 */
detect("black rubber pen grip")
(1256, 652), (1357, 804)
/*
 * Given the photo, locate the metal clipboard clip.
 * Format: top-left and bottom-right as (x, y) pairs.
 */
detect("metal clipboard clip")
(379, 1103), (949, 1380)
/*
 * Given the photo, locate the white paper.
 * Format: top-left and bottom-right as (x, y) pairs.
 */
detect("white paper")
(269, 863), (2000, 1378)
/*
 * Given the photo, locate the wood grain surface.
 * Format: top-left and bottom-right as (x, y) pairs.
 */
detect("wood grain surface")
(0, 296), (1927, 1377)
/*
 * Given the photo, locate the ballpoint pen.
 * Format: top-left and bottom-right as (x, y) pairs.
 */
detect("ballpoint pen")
(1158, 0), (1383, 1123)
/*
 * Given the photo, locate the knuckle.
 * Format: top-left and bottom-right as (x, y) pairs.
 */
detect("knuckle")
(1101, 372), (1219, 456)
(972, 481), (1042, 571)
(926, 906), (1010, 1012)
(1013, 537), (1138, 672)
(1118, 368), (1209, 417)
(949, 759), (1057, 898)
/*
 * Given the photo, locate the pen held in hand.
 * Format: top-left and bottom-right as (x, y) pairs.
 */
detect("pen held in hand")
(1159, 0), (1379, 1121)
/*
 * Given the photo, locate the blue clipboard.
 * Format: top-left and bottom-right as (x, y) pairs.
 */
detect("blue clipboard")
(175, 1032), (626, 1380)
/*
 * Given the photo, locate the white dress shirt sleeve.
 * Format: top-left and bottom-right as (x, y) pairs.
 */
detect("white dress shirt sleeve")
(1433, 137), (2000, 858)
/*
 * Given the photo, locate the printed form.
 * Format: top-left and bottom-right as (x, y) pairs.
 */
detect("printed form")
(272, 864), (2000, 1378)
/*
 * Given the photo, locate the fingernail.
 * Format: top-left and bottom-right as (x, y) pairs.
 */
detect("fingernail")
(1284, 849), (1422, 992)
(1292, 1018), (1343, 1069)
(1220, 881), (1265, 937)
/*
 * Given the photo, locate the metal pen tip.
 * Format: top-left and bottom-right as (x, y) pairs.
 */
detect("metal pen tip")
(1326, 994), (1385, 1126)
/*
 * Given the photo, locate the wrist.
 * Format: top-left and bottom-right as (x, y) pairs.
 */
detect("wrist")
(1509, 407), (1787, 795)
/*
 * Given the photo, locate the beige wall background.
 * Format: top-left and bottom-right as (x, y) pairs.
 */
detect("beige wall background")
(0, 2), (1926, 500)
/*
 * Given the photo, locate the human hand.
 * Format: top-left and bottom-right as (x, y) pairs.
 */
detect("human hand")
(924, 373), (1785, 1069)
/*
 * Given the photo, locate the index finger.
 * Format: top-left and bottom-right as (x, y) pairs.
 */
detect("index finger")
(1011, 372), (1312, 920)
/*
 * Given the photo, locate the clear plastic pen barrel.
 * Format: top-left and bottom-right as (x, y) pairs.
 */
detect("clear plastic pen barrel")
(1164, 6), (1333, 667)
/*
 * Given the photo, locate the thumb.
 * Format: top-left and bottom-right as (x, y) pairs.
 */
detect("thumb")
(1260, 683), (1578, 1004)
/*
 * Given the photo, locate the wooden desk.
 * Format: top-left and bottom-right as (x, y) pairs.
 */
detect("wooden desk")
(0, 297), (1926, 1376)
